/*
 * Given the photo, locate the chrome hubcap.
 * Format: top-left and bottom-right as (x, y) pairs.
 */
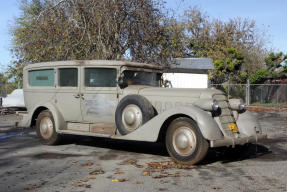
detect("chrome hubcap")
(40, 117), (54, 139)
(172, 126), (197, 156)
(122, 104), (142, 131)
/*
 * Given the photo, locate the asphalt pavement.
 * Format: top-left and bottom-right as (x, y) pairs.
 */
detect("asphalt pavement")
(0, 112), (287, 192)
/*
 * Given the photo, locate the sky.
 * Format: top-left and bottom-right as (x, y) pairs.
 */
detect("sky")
(0, 0), (286, 72)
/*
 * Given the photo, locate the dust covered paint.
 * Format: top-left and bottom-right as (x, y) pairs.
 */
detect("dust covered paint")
(84, 94), (117, 116)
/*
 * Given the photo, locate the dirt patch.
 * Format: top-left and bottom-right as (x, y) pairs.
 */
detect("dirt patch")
(246, 106), (287, 112)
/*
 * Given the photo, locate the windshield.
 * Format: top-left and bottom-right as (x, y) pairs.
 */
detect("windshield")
(123, 70), (161, 87)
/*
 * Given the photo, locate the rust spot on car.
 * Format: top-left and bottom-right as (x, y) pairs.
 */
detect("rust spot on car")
(90, 124), (116, 135)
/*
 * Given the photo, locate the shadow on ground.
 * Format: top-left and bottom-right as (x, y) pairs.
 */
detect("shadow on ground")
(61, 134), (169, 157)
(59, 134), (287, 164)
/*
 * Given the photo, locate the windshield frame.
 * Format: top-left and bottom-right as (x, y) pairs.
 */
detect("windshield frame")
(120, 67), (163, 87)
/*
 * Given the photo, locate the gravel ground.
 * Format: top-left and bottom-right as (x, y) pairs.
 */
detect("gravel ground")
(0, 112), (287, 192)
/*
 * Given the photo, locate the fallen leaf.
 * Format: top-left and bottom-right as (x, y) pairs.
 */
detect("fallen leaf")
(118, 178), (128, 182)
(142, 161), (193, 179)
(89, 169), (105, 175)
(168, 173), (187, 177)
(119, 159), (144, 168)
(213, 186), (221, 190)
(135, 164), (144, 168)
(81, 162), (94, 166)
(114, 171), (125, 175)
(70, 162), (77, 166)
(72, 182), (91, 188)
(142, 171), (150, 176)
(72, 182), (85, 187)
(24, 185), (38, 190)
(88, 176), (97, 180)
(135, 181), (143, 184)
(81, 178), (89, 182)
(152, 174), (167, 179)
(146, 161), (196, 170)
(112, 179), (119, 182)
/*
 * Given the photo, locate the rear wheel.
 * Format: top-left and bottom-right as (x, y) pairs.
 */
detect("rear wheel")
(36, 110), (61, 145)
(165, 117), (209, 165)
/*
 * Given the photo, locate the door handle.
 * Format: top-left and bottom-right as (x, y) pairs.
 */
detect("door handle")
(73, 93), (80, 98)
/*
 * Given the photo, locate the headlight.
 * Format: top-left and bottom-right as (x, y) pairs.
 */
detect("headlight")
(193, 99), (219, 112)
(229, 99), (245, 111)
(238, 102), (245, 111)
(212, 100), (219, 111)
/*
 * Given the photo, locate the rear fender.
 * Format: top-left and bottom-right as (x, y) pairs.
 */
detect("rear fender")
(30, 103), (66, 132)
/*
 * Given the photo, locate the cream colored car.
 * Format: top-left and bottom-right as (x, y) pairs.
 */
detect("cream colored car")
(19, 60), (266, 164)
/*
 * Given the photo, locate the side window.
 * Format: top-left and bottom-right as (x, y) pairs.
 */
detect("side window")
(29, 69), (54, 87)
(58, 68), (78, 87)
(85, 68), (117, 87)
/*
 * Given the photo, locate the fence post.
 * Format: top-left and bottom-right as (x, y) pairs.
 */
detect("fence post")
(228, 83), (230, 99)
(5, 84), (7, 97)
(246, 80), (250, 105)
(276, 85), (279, 110)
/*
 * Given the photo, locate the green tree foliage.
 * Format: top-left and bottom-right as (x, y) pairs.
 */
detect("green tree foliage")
(0, 72), (8, 85)
(11, 0), (181, 64)
(0, 72), (18, 95)
(183, 7), (269, 83)
(249, 69), (269, 84)
(249, 52), (287, 83)
(210, 48), (247, 83)
(9, 2), (283, 85)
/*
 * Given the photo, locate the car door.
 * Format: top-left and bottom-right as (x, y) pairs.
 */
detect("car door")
(80, 67), (118, 133)
(55, 67), (82, 122)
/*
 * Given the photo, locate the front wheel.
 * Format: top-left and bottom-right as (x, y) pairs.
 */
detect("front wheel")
(165, 117), (209, 165)
(36, 110), (61, 145)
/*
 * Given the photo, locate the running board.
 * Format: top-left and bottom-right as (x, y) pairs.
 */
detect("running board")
(58, 129), (112, 138)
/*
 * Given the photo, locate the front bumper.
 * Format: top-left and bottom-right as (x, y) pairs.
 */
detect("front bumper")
(210, 134), (267, 148)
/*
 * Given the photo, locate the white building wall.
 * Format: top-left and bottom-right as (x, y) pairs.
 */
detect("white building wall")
(163, 73), (208, 88)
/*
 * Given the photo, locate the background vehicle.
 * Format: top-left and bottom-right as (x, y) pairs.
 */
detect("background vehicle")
(1, 89), (26, 111)
(17, 60), (267, 164)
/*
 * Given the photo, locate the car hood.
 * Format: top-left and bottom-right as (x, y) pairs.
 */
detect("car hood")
(121, 86), (225, 113)
(138, 87), (223, 99)
(121, 86), (224, 99)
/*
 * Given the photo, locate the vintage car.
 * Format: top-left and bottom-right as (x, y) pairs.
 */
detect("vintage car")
(18, 60), (266, 164)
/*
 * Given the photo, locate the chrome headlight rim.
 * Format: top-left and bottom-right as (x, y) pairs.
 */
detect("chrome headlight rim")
(238, 102), (245, 111)
(212, 99), (219, 111)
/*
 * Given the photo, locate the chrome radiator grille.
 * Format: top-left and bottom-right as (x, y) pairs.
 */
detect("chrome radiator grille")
(213, 94), (236, 137)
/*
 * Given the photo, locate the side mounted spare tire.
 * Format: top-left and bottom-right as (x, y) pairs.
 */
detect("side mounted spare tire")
(115, 95), (155, 135)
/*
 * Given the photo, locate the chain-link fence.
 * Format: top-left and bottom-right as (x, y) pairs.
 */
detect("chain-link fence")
(210, 83), (287, 109)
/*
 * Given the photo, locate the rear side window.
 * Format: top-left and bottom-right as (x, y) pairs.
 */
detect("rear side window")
(29, 69), (54, 87)
(59, 68), (78, 87)
(85, 68), (117, 87)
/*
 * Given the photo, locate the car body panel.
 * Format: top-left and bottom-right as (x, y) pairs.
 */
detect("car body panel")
(18, 60), (267, 148)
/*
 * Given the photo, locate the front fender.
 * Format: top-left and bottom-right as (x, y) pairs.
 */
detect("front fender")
(236, 110), (262, 136)
(113, 106), (223, 142)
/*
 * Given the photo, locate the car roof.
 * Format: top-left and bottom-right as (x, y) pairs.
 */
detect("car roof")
(24, 60), (163, 70)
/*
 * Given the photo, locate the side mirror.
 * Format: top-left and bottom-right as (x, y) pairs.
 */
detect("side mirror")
(118, 77), (127, 89)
